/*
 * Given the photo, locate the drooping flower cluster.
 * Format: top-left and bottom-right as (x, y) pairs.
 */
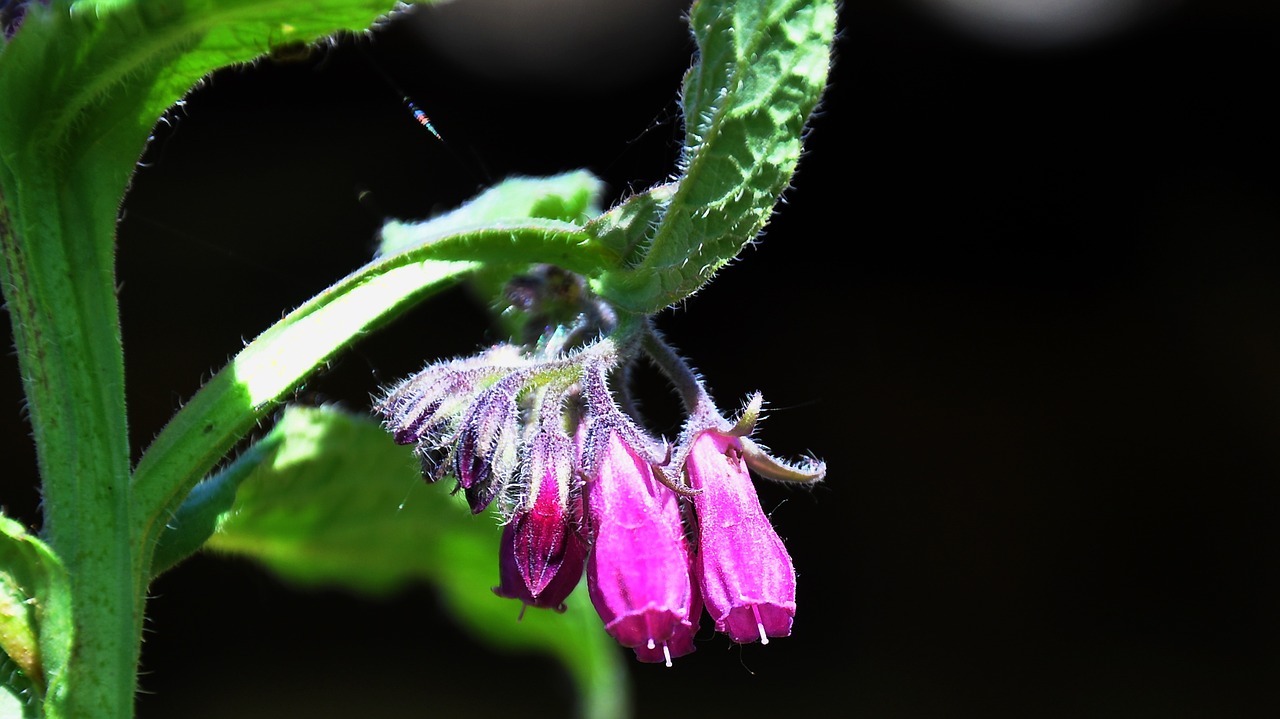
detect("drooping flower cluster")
(376, 304), (824, 665)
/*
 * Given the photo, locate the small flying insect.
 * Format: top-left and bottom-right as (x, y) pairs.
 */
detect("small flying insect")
(351, 39), (445, 144)
(404, 97), (442, 141)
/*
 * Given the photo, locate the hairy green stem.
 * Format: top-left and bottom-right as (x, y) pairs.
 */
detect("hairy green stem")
(0, 177), (135, 716)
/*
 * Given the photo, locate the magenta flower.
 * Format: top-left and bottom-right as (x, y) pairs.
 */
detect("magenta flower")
(493, 509), (587, 612)
(379, 325), (824, 664)
(492, 422), (586, 611)
(686, 430), (796, 644)
(584, 429), (699, 665)
(631, 558), (702, 665)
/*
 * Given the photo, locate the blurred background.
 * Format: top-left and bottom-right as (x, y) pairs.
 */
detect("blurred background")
(3, 0), (1280, 716)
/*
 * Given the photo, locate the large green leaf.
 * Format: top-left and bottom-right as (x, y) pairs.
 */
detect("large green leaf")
(203, 406), (627, 719)
(589, 0), (836, 313)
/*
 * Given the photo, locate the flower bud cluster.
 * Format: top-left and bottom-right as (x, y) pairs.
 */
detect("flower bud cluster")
(376, 316), (824, 665)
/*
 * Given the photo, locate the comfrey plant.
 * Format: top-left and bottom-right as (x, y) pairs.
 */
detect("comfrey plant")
(377, 293), (825, 665)
(0, 0), (834, 717)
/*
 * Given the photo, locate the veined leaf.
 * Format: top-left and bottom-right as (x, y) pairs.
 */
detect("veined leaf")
(589, 0), (836, 313)
(204, 406), (627, 719)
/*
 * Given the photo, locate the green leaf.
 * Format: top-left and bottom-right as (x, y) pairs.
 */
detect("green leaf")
(583, 183), (678, 269)
(0, 516), (72, 713)
(0, 2), (444, 716)
(129, 250), (477, 589)
(2, 0), (445, 276)
(132, 171), (613, 594)
(0, 665), (33, 719)
(0, 576), (39, 697)
(589, 0), (836, 313)
(380, 171), (616, 344)
(148, 428), (285, 578)
(378, 171), (607, 257)
(381, 218), (603, 276)
(204, 406), (627, 719)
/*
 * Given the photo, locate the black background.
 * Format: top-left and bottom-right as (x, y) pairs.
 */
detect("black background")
(3, 0), (1279, 716)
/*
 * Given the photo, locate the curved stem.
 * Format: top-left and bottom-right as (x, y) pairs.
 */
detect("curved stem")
(130, 223), (591, 590)
(639, 319), (706, 415)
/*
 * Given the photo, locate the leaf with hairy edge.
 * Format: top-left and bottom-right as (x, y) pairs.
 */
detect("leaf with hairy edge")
(589, 0), (836, 313)
(584, 183), (678, 269)
(0, 516), (72, 714)
(378, 171), (607, 257)
(147, 428), (285, 578)
(378, 169), (615, 348)
(204, 406), (627, 719)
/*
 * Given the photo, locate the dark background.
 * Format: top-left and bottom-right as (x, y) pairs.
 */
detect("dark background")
(3, 0), (1279, 716)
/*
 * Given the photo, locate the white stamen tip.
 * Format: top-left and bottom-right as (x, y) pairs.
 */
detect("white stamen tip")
(647, 638), (656, 650)
(663, 644), (673, 668)
(751, 604), (769, 645)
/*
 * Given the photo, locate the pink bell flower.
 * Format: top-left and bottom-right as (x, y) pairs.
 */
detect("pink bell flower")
(686, 430), (796, 644)
(584, 429), (699, 665)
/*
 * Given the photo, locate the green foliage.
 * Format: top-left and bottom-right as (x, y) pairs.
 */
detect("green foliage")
(203, 406), (627, 719)
(0, 0), (836, 716)
(377, 0), (837, 317)
(0, 516), (71, 715)
(0, 2), (460, 716)
(147, 431), (285, 578)
(378, 170), (606, 257)
(589, 0), (835, 313)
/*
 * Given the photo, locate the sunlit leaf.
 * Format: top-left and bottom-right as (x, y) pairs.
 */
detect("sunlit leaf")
(204, 406), (627, 719)
(590, 0), (836, 313)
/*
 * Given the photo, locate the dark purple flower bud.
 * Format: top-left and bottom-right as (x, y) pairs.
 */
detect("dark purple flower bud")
(686, 430), (796, 644)
(386, 372), (473, 446)
(376, 345), (524, 447)
(2, 0), (46, 40)
(584, 430), (698, 665)
(492, 427), (586, 611)
(453, 374), (524, 513)
(416, 443), (452, 484)
(493, 515), (587, 612)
